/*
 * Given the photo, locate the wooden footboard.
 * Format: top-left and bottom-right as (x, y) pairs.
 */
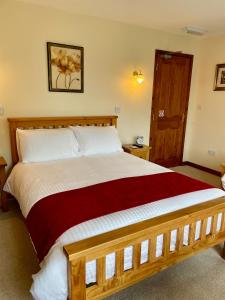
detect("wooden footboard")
(64, 197), (225, 300)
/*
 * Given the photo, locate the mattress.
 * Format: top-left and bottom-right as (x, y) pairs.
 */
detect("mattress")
(4, 152), (225, 300)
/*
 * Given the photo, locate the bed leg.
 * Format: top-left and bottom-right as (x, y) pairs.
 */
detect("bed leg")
(68, 257), (86, 300)
(222, 242), (225, 260)
(1, 191), (9, 212)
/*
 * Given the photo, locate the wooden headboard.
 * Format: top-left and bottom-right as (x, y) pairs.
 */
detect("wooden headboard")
(8, 115), (118, 166)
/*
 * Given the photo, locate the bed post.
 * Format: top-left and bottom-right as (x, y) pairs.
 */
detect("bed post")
(67, 257), (86, 300)
(222, 242), (225, 260)
(1, 191), (9, 212)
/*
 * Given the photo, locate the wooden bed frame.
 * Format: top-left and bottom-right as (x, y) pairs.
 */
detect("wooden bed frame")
(4, 116), (225, 300)
(221, 163), (225, 176)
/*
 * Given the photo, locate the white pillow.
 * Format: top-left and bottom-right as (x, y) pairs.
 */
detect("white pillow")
(70, 126), (123, 156)
(17, 128), (80, 163)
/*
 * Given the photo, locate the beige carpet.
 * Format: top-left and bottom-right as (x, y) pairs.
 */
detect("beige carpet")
(0, 166), (224, 300)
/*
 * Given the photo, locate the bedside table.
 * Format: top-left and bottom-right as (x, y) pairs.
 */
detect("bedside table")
(221, 163), (225, 176)
(122, 144), (151, 161)
(0, 157), (7, 211)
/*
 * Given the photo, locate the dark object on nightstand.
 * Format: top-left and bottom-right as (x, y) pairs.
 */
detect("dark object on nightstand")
(132, 144), (144, 148)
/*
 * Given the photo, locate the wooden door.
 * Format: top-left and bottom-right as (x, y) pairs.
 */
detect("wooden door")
(149, 50), (193, 167)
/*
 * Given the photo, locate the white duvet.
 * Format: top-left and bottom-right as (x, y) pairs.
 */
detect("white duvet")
(4, 152), (225, 300)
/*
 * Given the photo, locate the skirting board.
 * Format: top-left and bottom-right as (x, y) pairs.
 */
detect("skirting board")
(182, 161), (221, 177)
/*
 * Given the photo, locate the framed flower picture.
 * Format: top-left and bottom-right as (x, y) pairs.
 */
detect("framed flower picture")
(47, 42), (84, 93)
(214, 63), (225, 91)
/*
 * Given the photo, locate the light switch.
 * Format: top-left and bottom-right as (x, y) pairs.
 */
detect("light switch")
(0, 105), (4, 116)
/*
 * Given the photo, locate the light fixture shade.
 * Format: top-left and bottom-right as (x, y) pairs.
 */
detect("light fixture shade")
(133, 70), (144, 84)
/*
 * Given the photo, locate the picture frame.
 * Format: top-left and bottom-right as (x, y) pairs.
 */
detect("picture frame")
(47, 42), (84, 93)
(214, 63), (225, 91)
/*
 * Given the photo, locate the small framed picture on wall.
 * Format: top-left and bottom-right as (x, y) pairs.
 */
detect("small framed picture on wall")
(47, 42), (84, 93)
(214, 63), (225, 91)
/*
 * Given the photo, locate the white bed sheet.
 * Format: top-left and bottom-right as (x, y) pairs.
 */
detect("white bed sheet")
(4, 152), (225, 300)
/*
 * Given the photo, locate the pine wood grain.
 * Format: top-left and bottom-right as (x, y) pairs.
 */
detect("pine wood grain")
(133, 243), (141, 270)
(64, 197), (225, 299)
(97, 257), (106, 286)
(115, 250), (124, 278)
(122, 144), (151, 161)
(68, 258), (86, 300)
(221, 163), (225, 176)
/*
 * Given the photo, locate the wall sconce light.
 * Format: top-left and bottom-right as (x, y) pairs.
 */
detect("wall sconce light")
(133, 70), (144, 84)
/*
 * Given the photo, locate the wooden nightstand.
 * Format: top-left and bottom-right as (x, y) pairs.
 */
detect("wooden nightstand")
(221, 163), (225, 176)
(122, 144), (151, 161)
(0, 157), (7, 211)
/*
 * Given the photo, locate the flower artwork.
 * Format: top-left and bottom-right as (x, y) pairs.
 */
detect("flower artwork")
(214, 64), (225, 91)
(47, 42), (84, 92)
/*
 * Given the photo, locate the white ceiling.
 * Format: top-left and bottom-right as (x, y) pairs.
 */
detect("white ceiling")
(20, 0), (225, 36)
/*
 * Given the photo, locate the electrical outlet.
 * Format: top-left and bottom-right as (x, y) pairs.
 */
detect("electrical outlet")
(208, 149), (216, 156)
(0, 105), (4, 116)
(114, 106), (120, 114)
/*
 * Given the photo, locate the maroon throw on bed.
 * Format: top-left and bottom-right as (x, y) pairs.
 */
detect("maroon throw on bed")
(26, 172), (213, 261)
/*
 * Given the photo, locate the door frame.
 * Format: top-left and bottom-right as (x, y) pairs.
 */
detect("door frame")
(149, 49), (193, 166)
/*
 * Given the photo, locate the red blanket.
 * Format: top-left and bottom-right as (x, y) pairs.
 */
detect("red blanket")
(26, 172), (212, 261)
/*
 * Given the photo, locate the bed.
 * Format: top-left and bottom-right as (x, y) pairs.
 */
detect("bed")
(3, 116), (225, 300)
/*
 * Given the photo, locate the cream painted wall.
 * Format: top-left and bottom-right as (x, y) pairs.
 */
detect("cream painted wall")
(187, 34), (225, 171)
(0, 0), (200, 166)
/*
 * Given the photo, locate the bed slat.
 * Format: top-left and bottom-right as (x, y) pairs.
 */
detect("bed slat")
(148, 237), (156, 262)
(176, 226), (184, 250)
(200, 219), (207, 241)
(97, 257), (106, 285)
(221, 212), (225, 232)
(211, 214), (218, 237)
(163, 231), (170, 257)
(115, 249), (124, 278)
(133, 243), (141, 269)
(188, 222), (196, 245)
